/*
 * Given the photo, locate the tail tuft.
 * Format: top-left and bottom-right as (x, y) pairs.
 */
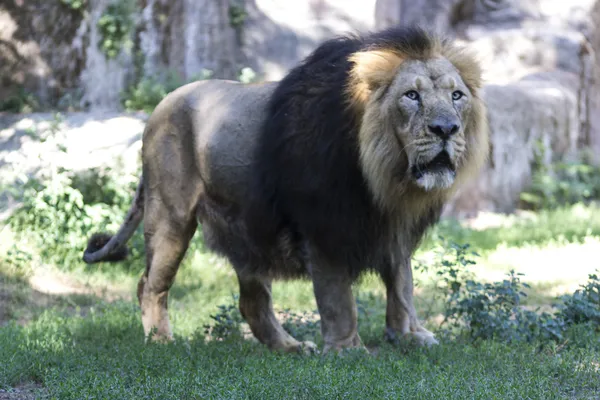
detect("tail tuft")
(83, 232), (129, 263)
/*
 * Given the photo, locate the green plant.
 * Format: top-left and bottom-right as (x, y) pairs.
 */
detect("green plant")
(228, 2), (247, 29)
(122, 69), (212, 113)
(443, 270), (565, 343)
(520, 146), (600, 210)
(8, 166), (142, 271)
(97, 0), (136, 59)
(203, 295), (244, 341)
(281, 310), (319, 342)
(558, 271), (600, 327)
(0, 88), (39, 113)
(237, 67), (259, 84)
(414, 237), (478, 319)
(60, 0), (86, 11)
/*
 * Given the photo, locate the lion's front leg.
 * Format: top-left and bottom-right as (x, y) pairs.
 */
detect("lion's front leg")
(380, 258), (439, 347)
(237, 274), (317, 354)
(310, 263), (364, 354)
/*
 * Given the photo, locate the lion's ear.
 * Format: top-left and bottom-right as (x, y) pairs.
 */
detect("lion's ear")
(349, 50), (404, 90)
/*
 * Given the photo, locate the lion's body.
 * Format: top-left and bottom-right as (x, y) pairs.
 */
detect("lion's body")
(84, 27), (488, 354)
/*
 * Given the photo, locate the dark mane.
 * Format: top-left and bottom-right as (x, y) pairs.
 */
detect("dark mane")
(246, 27), (439, 276)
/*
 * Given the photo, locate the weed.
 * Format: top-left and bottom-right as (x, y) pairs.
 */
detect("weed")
(203, 295), (244, 341)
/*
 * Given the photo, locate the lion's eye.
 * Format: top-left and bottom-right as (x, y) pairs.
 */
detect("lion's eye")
(452, 90), (464, 101)
(404, 90), (420, 101)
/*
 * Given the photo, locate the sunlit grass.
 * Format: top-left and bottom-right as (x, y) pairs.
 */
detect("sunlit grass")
(1, 203), (600, 398)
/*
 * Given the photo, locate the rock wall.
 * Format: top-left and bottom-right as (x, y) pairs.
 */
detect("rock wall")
(0, 0), (376, 110)
(0, 1), (87, 109)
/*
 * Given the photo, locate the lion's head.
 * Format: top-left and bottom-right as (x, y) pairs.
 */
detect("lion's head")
(348, 32), (488, 210)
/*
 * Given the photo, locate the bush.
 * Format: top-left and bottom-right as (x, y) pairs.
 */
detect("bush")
(0, 88), (39, 113)
(122, 70), (213, 113)
(520, 146), (600, 209)
(444, 271), (565, 343)
(203, 295), (244, 341)
(558, 272), (600, 327)
(422, 238), (567, 344)
(8, 166), (143, 271)
(97, 0), (136, 59)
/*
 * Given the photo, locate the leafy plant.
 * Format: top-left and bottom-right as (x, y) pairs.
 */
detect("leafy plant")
(122, 69), (212, 113)
(0, 88), (39, 113)
(8, 166), (142, 271)
(228, 2), (247, 29)
(60, 0), (86, 11)
(520, 145), (600, 210)
(281, 310), (319, 342)
(443, 270), (565, 343)
(97, 0), (136, 59)
(203, 295), (244, 341)
(414, 237), (478, 319)
(558, 272), (600, 327)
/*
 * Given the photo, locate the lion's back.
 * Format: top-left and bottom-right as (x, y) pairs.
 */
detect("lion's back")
(148, 79), (277, 204)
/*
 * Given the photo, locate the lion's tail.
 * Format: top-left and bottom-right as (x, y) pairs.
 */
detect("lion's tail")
(82, 176), (145, 264)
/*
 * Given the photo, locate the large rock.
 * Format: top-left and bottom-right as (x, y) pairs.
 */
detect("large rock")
(446, 76), (580, 216)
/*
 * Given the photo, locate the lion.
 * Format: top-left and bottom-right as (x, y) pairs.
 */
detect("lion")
(83, 26), (488, 354)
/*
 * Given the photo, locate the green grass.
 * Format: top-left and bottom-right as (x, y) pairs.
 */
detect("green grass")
(1, 204), (600, 398)
(1, 304), (598, 400)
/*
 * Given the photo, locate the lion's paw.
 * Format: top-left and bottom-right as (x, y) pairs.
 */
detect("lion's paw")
(298, 340), (319, 355)
(406, 331), (439, 347)
(386, 327), (439, 347)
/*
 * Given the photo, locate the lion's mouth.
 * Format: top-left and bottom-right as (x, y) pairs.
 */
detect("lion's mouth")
(411, 150), (455, 180)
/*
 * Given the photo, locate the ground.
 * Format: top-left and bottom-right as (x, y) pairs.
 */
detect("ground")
(1, 204), (599, 399)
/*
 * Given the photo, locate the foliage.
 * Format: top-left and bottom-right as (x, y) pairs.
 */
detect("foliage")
(122, 67), (260, 113)
(414, 237), (478, 319)
(443, 270), (565, 343)
(558, 272), (600, 327)
(202, 295), (244, 341)
(60, 0), (86, 12)
(520, 145), (600, 209)
(97, 0), (136, 59)
(0, 88), (39, 113)
(228, 2), (248, 29)
(420, 238), (576, 344)
(8, 166), (142, 271)
(281, 310), (320, 342)
(122, 69), (213, 113)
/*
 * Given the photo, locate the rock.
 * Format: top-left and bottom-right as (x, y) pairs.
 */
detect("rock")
(446, 77), (580, 216)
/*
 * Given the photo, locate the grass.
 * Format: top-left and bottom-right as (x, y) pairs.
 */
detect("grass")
(1, 204), (600, 398)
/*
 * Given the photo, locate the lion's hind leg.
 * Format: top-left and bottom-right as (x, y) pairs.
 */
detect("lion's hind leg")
(137, 200), (197, 343)
(237, 274), (317, 354)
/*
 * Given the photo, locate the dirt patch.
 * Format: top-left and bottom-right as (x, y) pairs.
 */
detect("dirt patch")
(0, 383), (46, 400)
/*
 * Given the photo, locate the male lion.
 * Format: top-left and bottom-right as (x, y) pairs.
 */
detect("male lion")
(83, 27), (488, 354)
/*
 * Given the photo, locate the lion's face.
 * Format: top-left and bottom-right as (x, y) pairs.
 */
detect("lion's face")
(389, 58), (473, 191)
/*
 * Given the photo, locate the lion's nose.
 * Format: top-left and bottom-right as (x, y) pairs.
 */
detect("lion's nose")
(428, 121), (459, 140)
